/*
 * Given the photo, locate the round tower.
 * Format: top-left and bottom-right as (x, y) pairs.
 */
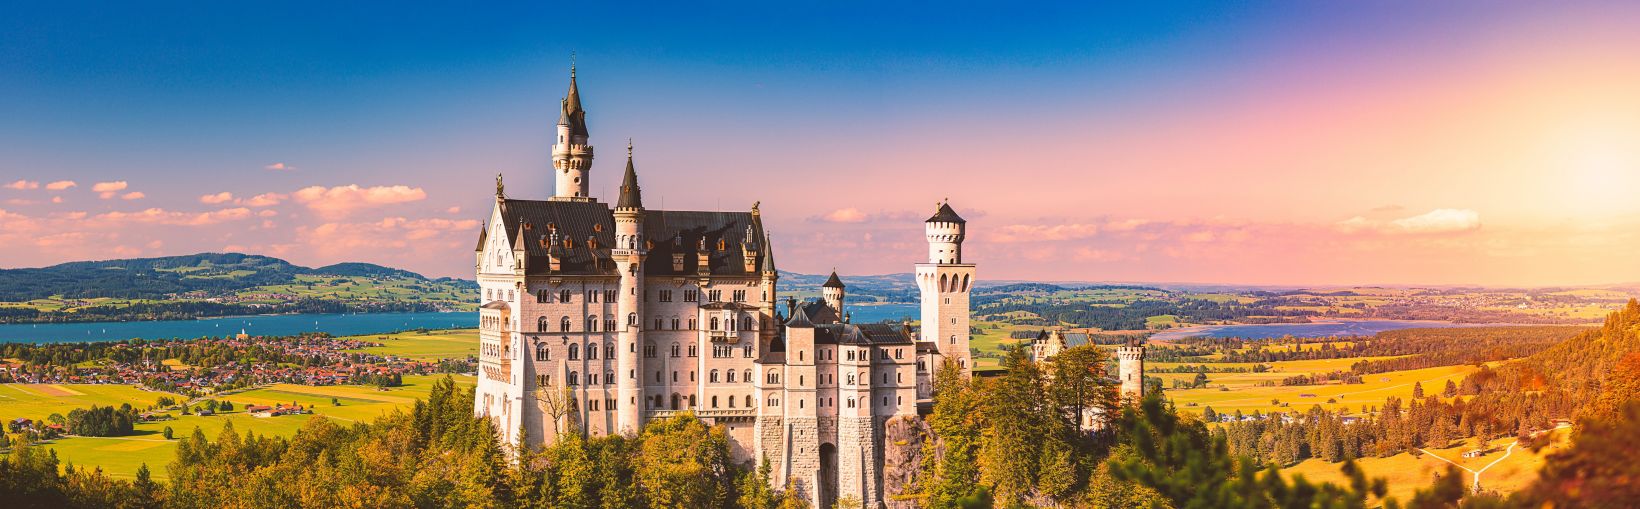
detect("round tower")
(1117, 344), (1146, 402)
(613, 141), (645, 433)
(925, 202), (965, 264)
(551, 64), (595, 201)
(822, 271), (845, 319)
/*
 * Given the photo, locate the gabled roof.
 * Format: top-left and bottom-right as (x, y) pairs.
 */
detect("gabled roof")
(497, 199), (768, 276)
(927, 202), (966, 224)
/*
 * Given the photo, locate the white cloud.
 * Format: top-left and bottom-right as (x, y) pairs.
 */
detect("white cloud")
(91, 207), (253, 226)
(5, 180), (39, 190)
(200, 192), (235, 204)
(1337, 208), (1481, 235)
(45, 180), (77, 190)
(293, 184), (427, 217)
(820, 208), (868, 223)
(990, 223), (1101, 243)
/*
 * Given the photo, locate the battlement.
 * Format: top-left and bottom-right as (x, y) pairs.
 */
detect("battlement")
(552, 143), (595, 157)
(1117, 346), (1145, 360)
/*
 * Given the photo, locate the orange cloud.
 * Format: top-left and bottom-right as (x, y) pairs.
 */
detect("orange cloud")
(293, 184), (427, 217)
(45, 180), (77, 190)
(243, 192), (287, 207)
(1337, 208), (1482, 235)
(264, 162), (293, 171)
(91, 207), (253, 226)
(93, 181), (128, 199)
(121, 191), (145, 200)
(4, 180), (40, 190)
(200, 192), (235, 204)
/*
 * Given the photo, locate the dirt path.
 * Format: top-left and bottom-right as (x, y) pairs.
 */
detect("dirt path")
(1417, 440), (1518, 493)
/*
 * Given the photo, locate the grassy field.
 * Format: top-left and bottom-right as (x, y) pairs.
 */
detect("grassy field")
(3, 375), (475, 480)
(1163, 359), (1482, 416)
(1283, 428), (1570, 504)
(343, 328), (480, 360)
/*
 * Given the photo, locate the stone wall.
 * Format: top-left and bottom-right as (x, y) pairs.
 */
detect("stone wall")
(880, 415), (929, 508)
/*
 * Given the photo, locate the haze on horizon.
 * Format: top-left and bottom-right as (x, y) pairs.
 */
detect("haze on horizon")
(3, 2), (1639, 287)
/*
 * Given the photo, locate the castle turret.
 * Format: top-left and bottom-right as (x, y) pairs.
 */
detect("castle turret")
(916, 200), (975, 372)
(821, 271), (845, 319)
(613, 141), (646, 433)
(1118, 344), (1146, 402)
(551, 64), (595, 201)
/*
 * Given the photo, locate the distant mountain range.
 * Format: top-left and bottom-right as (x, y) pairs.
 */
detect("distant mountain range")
(0, 253), (467, 301)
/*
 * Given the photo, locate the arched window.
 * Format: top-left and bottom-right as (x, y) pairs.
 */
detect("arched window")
(688, 318), (697, 330)
(767, 370), (779, 384)
(689, 394), (696, 407)
(654, 316), (664, 330)
(560, 289), (572, 302)
(710, 317), (719, 330)
(586, 315), (599, 332)
(587, 343), (599, 360)
(727, 316), (736, 331)
(568, 344), (580, 360)
(726, 370), (736, 383)
(710, 369), (720, 383)
(949, 334), (956, 344)
(560, 316), (571, 332)
(744, 369), (753, 383)
(644, 342), (656, 358)
(671, 393), (680, 410)
(627, 312), (637, 326)
(847, 397), (855, 408)
(728, 395), (735, 408)
(536, 343), (549, 361)
(670, 316), (680, 330)
(568, 371), (579, 385)
(670, 342), (681, 357)
(605, 317), (616, 331)
(741, 316), (753, 331)
(537, 316), (548, 332)
(847, 373), (856, 385)
(711, 396), (719, 408)
(746, 395), (754, 408)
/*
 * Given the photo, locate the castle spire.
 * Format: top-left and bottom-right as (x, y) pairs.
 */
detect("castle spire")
(563, 63), (588, 138)
(616, 140), (643, 209)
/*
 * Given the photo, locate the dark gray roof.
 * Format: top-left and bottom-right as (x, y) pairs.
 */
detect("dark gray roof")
(822, 271), (845, 289)
(561, 70), (589, 138)
(497, 199), (769, 276)
(474, 224), (488, 252)
(809, 323), (913, 345)
(927, 202), (965, 224)
(794, 299), (840, 324)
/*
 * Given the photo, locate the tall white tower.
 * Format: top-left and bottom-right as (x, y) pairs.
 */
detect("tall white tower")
(551, 65), (595, 202)
(916, 201), (975, 372)
(613, 142), (646, 433)
(821, 271), (845, 319)
(1118, 344), (1145, 402)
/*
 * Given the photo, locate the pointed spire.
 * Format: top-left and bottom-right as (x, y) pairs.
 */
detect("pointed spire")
(559, 59), (589, 138)
(616, 140), (643, 209)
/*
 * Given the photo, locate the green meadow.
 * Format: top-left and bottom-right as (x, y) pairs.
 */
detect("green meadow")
(2, 375), (475, 480)
(343, 328), (480, 360)
(1284, 428), (1570, 504)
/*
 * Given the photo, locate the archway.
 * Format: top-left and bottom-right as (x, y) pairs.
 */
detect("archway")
(819, 443), (838, 508)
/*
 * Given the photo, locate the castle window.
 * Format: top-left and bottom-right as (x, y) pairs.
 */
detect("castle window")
(606, 343), (615, 358)
(710, 369), (720, 383)
(882, 373), (889, 384)
(654, 316), (664, 330)
(561, 316), (572, 332)
(536, 374), (546, 387)
(605, 318), (616, 331)
(538, 317), (549, 332)
(587, 315), (599, 332)
(568, 371), (579, 385)
(537, 290), (549, 303)
(710, 317), (719, 330)
(587, 290), (598, 303)
(671, 317), (680, 330)
(536, 343), (549, 361)
(847, 350), (855, 361)
(688, 345), (698, 357)
(689, 394), (696, 407)
(659, 290), (673, 302)
(767, 370), (779, 384)
(670, 342), (680, 358)
(655, 371), (662, 382)
(684, 290), (698, 302)
(797, 399), (802, 409)
(727, 370), (736, 383)
(728, 396), (735, 408)
(883, 397), (889, 407)
(605, 289), (617, 302)
(743, 345), (752, 358)
(587, 343), (599, 360)
(708, 290), (722, 302)
(847, 373), (856, 385)
(847, 398), (855, 408)
(691, 371), (696, 381)
(897, 372), (904, 383)
(732, 290), (746, 302)
(711, 396), (719, 409)
(671, 393), (681, 410)
(560, 289), (573, 302)
(629, 312), (638, 327)
(744, 369), (752, 383)
(746, 395), (754, 408)
(798, 375), (804, 386)
(507, 290), (514, 301)
(895, 348), (903, 359)
(644, 342), (656, 358)
(569, 344), (580, 360)
(688, 318), (697, 330)
(949, 335), (956, 344)
(742, 316), (753, 331)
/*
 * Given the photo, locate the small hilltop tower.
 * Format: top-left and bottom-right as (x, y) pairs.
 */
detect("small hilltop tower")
(917, 200), (975, 372)
(822, 271), (845, 318)
(1118, 342), (1146, 401)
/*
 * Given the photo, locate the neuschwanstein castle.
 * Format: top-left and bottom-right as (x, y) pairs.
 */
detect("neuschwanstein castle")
(473, 67), (1139, 508)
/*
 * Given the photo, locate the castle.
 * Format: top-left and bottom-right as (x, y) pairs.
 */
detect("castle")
(473, 67), (1137, 508)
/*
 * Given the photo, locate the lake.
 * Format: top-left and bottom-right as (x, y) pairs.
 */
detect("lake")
(1148, 320), (1489, 341)
(0, 302), (923, 345)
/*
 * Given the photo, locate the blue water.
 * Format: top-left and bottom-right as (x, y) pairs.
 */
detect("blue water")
(0, 303), (923, 345)
(1148, 320), (1486, 341)
(0, 311), (476, 344)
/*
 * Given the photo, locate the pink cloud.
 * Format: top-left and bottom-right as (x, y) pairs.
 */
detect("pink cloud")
(1336, 208), (1481, 235)
(264, 162), (293, 171)
(4, 180), (40, 190)
(90, 207), (253, 227)
(45, 180), (77, 191)
(121, 191), (145, 200)
(989, 223), (1101, 243)
(200, 192), (235, 204)
(93, 181), (128, 199)
(243, 192), (287, 207)
(819, 208), (868, 223)
(292, 184), (427, 218)
(51, 196), (62, 204)
(446, 206), (461, 214)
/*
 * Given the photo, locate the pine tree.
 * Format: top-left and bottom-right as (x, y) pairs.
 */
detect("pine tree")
(1412, 381), (1425, 399)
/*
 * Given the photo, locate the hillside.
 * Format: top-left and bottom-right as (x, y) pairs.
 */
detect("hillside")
(0, 253), (477, 323)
